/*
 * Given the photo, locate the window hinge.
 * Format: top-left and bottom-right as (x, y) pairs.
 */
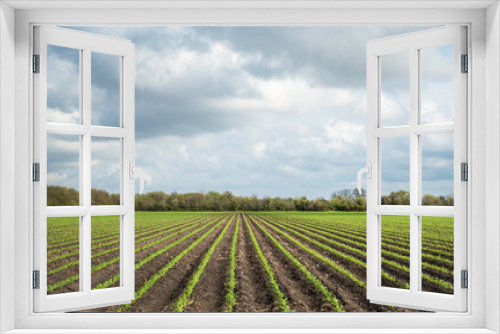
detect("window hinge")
(461, 270), (468, 289)
(33, 163), (40, 182)
(33, 270), (40, 289)
(33, 54), (40, 73)
(461, 162), (468, 181)
(461, 54), (468, 73)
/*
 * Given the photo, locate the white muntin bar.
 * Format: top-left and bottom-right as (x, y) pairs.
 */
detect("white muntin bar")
(46, 123), (130, 138)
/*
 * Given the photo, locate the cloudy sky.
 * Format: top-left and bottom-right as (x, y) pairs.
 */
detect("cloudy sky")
(46, 26), (454, 199)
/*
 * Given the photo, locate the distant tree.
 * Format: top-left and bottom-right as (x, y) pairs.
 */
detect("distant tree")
(48, 185), (451, 211)
(381, 190), (410, 205)
(47, 186), (79, 206)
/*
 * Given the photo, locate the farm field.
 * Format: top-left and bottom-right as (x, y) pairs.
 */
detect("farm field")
(46, 212), (454, 312)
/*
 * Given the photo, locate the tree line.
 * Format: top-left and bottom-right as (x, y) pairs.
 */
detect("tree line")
(47, 186), (453, 211)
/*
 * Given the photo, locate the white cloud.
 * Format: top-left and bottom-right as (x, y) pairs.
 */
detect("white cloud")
(47, 107), (79, 124)
(54, 25), (453, 198)
(47, 172), (68, 183)
(253, 142), (266, 157)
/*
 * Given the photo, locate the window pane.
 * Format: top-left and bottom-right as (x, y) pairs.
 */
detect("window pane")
(420, 45), (454, 124)
(381, 136), (410, 204)
(47, 134), (80, 206)
(92, 216), (121, 290)
(47, 216), (80, 295)
(380, 215), (410, 290)
(421, 216), (454, 294)
(91, 137), (121, 205)
(92, 52), (121, 127)
(47, 45), (80, 124)
(421, 133), (454, 205)
(380, 51), (410, 127)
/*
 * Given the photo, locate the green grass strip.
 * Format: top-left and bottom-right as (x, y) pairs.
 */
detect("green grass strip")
(280, 218), (453, 276)
(94, 215), (227, 291)
(265, 215), (452, 292)
(170, 215), (235, 312)
(47, 218), (199, 255)
(224, 214), (240, 312)
(267, 217), (449, 289)
(261, 216), (408, 290)
(48, 219), (202, 263)
(123, 217), (230, 310)
(48, 218), (222, 293)
(48, 221), (205, 276)
(249, 215), (345, 312)
(281, 217), (454, 258)
(276, 214), (453, 250)
(47, 218), (182, 247)
(254, 216), (366, 289)
(47, 214), (216, 248)
(92, 218), (222, 291)
(244, 216), (291, 312)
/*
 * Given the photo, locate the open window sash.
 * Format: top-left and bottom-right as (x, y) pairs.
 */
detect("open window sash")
(366, 26), (467, 312)
(33, 26), (135, 312)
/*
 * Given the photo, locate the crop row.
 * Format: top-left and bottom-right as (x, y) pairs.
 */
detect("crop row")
(48, 216), (224, 293)
(122, 216), (230, 310)
(277, 216), (454, 265)
(47, 216), (206, 255)
(263, 215), (453, 292)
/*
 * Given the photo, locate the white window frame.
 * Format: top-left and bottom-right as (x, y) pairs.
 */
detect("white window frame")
(0, 1), (499, 333)
(366, 26), (468, 312)
(33, 26), (136, 312)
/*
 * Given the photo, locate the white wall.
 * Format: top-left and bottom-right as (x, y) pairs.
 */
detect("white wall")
(0, 2), (16, 333)
(486, 2), (500, 333)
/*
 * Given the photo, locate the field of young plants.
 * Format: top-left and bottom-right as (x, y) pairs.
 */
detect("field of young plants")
(46, 212), (454, 312)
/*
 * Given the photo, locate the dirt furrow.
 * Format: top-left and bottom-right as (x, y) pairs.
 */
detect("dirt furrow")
(250, 214), (393, 312)
(246, 214), (332, 312)
(183, 216), (236, 312)
(126, 216), (230, 312)
(233, 214), (275, 312)
(49, 218), (219, 294)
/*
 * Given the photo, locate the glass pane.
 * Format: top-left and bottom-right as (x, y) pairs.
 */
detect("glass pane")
(420, 45), (454, 124)
(92, 216), (121, 290)
(381, 215), (410, 290)
(47, 216), (80, 295)
(421, 133), (454, 205)
(91, 52), (121, 127)
(421, 216), (454, 294)
(381, 136), (410, 204)
(47, 45), (80, 124)
(91, 137), (121, 205)
(380, 51), (410, 127)
(47, 134), (80, 206)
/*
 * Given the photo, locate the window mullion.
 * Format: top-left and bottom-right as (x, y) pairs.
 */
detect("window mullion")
(409, 47), (420, 295)
(81, 48), (92, 294)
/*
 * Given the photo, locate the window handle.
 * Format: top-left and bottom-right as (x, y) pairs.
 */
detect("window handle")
(129, 162), (145, 194)
(357, 161), (372, 194)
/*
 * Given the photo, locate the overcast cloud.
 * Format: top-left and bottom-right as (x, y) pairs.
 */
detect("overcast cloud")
(46, 26), (454, 199)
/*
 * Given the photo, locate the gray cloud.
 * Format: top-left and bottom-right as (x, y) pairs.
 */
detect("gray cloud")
(47, 25), (454, 198)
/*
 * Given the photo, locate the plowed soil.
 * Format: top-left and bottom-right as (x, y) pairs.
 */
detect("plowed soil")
(44, 212), (454, 313)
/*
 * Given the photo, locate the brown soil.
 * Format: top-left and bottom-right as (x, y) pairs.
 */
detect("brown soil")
(125, 217), (229, 312)
(81, 218), (225, 312)
(248, 216), (330, 312)
(48, 219), (183, 252)
(271, 217), (450, 298)
(183, 216), (236, 312)
(72, 213), (444, 313)
(287, 220), (452, 257)
(49, 219), (215, 294)
(232, 215), (275, 312)
(250, 214), (393, 312)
